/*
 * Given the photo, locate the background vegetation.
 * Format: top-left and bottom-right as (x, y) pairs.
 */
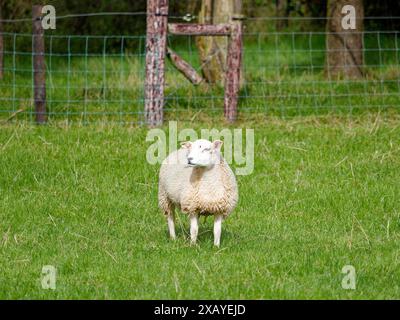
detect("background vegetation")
(1, 0), (400, 52)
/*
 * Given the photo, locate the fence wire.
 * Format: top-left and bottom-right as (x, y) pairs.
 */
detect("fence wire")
(0, 14), (399, 124)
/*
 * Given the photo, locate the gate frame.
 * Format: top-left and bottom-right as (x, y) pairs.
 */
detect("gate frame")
(144, 0), (244, 126)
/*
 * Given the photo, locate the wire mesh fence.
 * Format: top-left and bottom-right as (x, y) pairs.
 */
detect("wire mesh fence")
(0, 13), (399, 124)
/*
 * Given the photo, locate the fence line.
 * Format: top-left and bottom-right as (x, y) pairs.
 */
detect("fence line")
(0, 12), (147, 23)
(2, 14), (400, 23)
(0, 13), (399, 124)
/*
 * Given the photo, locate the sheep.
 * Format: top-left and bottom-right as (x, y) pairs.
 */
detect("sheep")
(158, 139), (238, 247)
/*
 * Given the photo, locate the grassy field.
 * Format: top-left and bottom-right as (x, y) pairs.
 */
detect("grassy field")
(1, 115), (399, 299)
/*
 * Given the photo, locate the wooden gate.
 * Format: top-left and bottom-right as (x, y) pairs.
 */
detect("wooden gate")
(144, 0), (244, 126)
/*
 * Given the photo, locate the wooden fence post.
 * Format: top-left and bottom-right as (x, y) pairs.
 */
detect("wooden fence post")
(32, 5), (46, 124)
(145, 0), (168, 127)
(167, 47), (204, 85)
(0, 3), (3, 80)
(224, 15), (244, 123)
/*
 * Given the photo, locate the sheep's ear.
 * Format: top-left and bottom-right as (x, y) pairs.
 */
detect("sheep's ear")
(181, 141), (192, 149)
(212, 140), (223, 151)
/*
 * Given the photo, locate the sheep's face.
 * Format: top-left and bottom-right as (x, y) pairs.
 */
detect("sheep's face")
(182, 139), (223, 168)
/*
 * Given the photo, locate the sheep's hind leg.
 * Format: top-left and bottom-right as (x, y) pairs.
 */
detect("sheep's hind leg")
(159, 191), (176, 240)
(189, 214), (199, 245)
(214, 214), (223, 247)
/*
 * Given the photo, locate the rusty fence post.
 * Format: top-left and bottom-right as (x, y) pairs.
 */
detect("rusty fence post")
(145, 0), (168, 127)
(32, 5), (46, 124)
(224, 15), (244, 123)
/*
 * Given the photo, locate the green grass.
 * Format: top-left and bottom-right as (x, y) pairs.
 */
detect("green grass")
(1, 115), (399, 299)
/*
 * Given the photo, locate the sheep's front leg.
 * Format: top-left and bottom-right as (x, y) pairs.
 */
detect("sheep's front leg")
(189, 214), (199, 245)
(214, 214), (223, 247)
(167, 214), (176, 240)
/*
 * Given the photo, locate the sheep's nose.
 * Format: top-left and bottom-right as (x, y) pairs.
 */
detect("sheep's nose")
(187, 157), (193, 163)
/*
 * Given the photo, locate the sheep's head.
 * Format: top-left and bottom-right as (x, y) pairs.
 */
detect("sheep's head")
(181, 139), (223, 168)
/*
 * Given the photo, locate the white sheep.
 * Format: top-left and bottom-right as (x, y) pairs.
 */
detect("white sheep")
(158, 139), (238, 246)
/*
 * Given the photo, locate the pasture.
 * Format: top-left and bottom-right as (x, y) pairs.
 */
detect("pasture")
(1, 115), (399, 299)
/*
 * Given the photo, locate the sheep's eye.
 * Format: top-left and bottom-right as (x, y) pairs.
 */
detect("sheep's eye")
(203, 148), (211, 152)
